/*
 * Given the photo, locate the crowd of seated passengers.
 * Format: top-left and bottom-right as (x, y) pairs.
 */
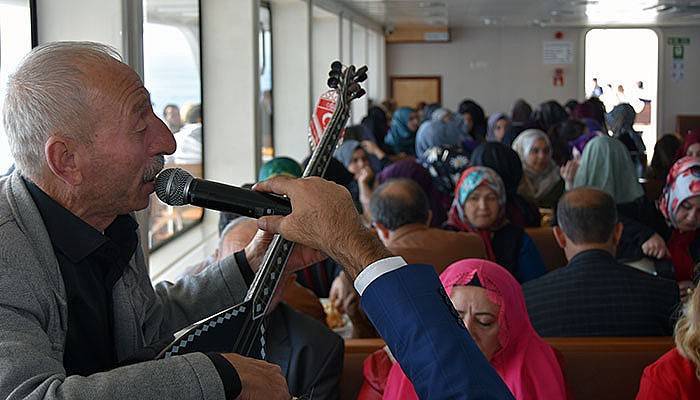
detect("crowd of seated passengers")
(210, 95), (700, 398)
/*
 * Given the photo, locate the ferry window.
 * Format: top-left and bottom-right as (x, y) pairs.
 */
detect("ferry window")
(259, 3), (274, 163)
(0, 0), (34, 175)
(143, 0), (203, 250)
(584, 28), (659, 158)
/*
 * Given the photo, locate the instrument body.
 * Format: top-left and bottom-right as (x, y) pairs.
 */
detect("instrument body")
(157, 61), (367, 360)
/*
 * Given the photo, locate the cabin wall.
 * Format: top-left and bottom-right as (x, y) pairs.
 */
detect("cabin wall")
(659, 26), (700, 135)
(387, 26), (700, 136)
(387, 27), (581, 118)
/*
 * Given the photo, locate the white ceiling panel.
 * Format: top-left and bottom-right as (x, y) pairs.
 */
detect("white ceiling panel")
(334, 0), (700, 28)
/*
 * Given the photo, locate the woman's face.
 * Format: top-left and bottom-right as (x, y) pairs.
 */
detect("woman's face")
(686, 143), (700, 159)
(463, 113), (474, 132)
(494, 119), (509, 142)
(463, 185), (500, 229)
(526, 138), (551, 173)
(347, 148), (369, 177)
(676, 196), (700, 232)
(450, 285), (502, 361)
(407, 112), (420, 132)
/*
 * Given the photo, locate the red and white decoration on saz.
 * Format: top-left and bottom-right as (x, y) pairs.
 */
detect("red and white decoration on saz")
(309, 89), (343, 149)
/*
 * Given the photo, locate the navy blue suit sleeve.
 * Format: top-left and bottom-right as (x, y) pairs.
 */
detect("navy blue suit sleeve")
(516, 234), (548, 283)
(360, 264), (514, 400)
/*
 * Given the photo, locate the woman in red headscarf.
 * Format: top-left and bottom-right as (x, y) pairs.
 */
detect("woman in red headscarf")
(382, 259), (568, 400)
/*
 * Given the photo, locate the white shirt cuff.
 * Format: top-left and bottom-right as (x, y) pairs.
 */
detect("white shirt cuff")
(353, 256), (407, 296)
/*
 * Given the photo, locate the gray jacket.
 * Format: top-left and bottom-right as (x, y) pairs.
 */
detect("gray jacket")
(0, 172), (250, 399)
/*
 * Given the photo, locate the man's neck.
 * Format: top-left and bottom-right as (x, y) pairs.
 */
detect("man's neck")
(33, 178), (116, 232)
(565, 243), (615, 262)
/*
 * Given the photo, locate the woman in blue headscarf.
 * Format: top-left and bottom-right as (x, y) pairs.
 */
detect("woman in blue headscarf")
(415, 108), (463, 158)
(385, 107), (420, 155)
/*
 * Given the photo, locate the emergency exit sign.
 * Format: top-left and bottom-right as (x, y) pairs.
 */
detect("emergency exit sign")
(667, 37), (690, 45)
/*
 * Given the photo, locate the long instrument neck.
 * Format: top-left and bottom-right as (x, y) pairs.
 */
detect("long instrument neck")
(245, 96), (349, 320)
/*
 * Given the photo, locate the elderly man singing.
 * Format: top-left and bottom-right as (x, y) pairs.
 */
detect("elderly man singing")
(0, 41), (328, 400)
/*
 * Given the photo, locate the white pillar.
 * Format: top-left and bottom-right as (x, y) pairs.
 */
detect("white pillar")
(351, 24), (368, 124)
(271, 0), (312, 162)
(312, 7), (340, 101)
(202, 0), (259, 185)
(36, 0), (124, 53)
(367, 29), (387, 103)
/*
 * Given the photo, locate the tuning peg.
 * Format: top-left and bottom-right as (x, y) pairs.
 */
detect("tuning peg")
(355, 73), (368, 83)
(352, 88), (367, 99)
(355, 65), (368, 76)
(348, 82), (361, 93)
(327, 77), (340, 88)
(328, 70), (341, 78)
(330, 61), (343, 71)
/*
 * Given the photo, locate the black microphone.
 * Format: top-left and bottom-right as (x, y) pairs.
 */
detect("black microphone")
(155, 168), (292, 218)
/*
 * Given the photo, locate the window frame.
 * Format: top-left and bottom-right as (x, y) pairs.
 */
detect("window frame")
(145, 0), (206, 253)
(258, 1), (274, 170)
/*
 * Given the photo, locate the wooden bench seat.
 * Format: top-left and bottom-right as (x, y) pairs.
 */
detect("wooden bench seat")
(525, 227), (567, 271)
(340, 337), (674, 400)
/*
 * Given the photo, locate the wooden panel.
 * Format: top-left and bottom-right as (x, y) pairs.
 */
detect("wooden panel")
(677, 114), (700, 135)
(390, 76), (441, 109)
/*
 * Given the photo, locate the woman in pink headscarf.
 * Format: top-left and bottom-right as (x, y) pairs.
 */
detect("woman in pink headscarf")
(659, 157), (700, 294)
(382, 259), (568, 400)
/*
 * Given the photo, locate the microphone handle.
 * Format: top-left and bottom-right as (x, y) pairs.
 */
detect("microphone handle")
(187, 178), (292, 218)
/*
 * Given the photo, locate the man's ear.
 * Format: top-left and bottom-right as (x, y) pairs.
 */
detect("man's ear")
(553, 226), (567, 249)
(45, 136), (83, 186)
(611, 222), (624, 247)
(373, 222), (391, 242)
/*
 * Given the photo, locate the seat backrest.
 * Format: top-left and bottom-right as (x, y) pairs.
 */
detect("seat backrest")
(525, 227), (568, 271)
(547, 337), (674, 400)
(341, 339), (386, 400)
(340, 337), (674, 400)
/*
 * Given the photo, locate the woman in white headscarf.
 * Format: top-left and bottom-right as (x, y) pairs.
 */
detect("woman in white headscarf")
(511, 129), (564, 209)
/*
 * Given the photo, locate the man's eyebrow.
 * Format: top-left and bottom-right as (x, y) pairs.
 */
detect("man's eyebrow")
(131, 91), (151, 115)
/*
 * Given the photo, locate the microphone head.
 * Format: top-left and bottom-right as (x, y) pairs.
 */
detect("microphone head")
(155, 168), (193, 206)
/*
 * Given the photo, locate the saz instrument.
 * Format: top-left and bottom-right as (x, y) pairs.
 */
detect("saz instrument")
(157, 61), (367, 360)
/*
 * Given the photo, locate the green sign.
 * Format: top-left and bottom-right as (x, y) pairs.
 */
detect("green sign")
(668, 37), (690, 46)
(673, 45), (684, 60)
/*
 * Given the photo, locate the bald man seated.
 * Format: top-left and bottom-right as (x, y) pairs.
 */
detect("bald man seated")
(370, 179), (487, 274)
(523, 188), (680, 337)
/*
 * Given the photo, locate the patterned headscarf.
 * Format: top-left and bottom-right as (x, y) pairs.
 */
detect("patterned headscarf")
(446, 167), (507, 261)
(383, 259), (567, 400)
(385, 107), (417, 155)
(258, 157), (303, 181)
(660, 157), (700, 229)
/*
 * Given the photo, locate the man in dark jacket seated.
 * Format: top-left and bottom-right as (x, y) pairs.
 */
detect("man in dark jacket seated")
(523, 187), (680, 337)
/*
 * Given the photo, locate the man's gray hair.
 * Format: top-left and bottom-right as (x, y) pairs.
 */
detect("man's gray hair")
(3, 41), (122, 179)
(220, 216), (255, 242)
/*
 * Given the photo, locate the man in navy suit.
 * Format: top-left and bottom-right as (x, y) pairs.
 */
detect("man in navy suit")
(255, 176), (514, 400)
